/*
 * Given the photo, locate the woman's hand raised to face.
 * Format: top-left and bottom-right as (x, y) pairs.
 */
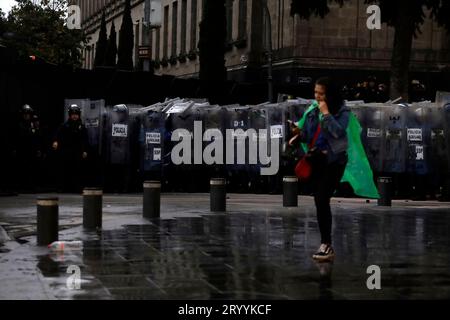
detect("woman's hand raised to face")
(291, 126), (301, 136)
(319, 101), (330, 115)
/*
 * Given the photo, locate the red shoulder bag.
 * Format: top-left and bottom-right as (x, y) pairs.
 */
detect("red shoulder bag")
(295, 125), (321, 181)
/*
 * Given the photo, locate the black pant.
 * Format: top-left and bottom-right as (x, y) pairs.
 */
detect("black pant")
(311, 153), (347, 244)
(60, 153), (84, 193)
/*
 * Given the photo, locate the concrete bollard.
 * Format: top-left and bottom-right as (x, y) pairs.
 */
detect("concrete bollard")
(210, 178), (226, 212)
(83, 188), (103, 230)
(283, 176), (298, 207)
(377, 177), (392, 206)
(37, 197), (59, 246)
(143, 181), (161, 219)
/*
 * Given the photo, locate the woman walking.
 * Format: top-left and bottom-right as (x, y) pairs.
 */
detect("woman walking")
(291, 77), (350, 262)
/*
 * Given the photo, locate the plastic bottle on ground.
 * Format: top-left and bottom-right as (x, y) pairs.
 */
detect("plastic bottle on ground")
(48, 241), (83, 251)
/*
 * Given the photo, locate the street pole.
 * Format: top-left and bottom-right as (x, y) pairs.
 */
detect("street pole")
(142, 0), (152, 72)
(263, 2), (274, 103)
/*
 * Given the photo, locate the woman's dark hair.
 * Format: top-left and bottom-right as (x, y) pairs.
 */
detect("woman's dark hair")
(315, 77), (344, 115)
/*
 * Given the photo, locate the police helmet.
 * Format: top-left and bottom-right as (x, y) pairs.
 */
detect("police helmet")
(22, 104), (34, 114)
(68, 104), (81, 115)
(113, 104), (128, 113)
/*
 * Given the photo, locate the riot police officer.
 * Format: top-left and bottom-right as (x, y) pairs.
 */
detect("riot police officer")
(14, 104), (44, 192)
(52, 104), (88, 193)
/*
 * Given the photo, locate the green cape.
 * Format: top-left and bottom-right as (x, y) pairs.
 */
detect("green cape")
(297, 102), (380, 199)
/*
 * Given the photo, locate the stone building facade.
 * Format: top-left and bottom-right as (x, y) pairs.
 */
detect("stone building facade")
(76, 0), (450, 85)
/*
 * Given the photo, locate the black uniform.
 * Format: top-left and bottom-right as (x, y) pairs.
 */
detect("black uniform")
(15, 117), (44, 192)
(54, 119), (88, 192)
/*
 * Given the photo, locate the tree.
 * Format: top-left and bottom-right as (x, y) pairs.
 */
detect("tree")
(3, 0), (86, 68)
(291, 0), (450, 101)
(105, 21), (118, 67)
(290, 0), (347, 19)
(94, 12), (108, 68)
(117, 0), (134, 71)
(0, 9), (6, 38)
(364, 0), (450, 101)
(198, 0), (227, 104)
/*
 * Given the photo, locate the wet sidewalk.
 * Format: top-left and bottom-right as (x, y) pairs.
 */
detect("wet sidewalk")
(1, 193), (450, 300)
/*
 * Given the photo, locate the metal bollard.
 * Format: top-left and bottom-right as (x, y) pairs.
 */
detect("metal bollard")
(377, 177), (392, 206)
(210, 178), (226, 212)
(283, 176), (298, 207)
(143, 181), (161, 219)
(37, 197), (59, 246)
(83, 188), (103, 230)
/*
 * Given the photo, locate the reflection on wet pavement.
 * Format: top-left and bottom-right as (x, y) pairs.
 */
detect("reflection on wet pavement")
(36, 209), (450, 300)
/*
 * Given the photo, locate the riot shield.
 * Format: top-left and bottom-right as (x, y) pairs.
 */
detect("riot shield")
(405, 103), (429, 199)
(225, 105), (251, 192)
(128, 106), (144, 191)
(102, 104), (131, 192)
(107, 106), (130, 165)
(355, 105), (384, 174)
(200, 104), (227, 190)
(248, 105), (268, 193)
(405, 104), (428, 175)
(165, 101), (198, 192)
(383, 104), (407, 174)
(437, 92), (450, 200)
(422, 103), (447, 198)
(83, 99), (106, 155)
(141, 104), (168, 186)
(265, 103), (287, 193)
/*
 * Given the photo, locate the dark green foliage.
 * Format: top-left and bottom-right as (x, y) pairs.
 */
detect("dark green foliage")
(364, 0), (450, 100)
(198, 0), (227, 103)
(94, 12), (108, 67)
(105, 21), (117, 67)
(117, 0), (134, 71)
(290, 0), (348, 19)
(2, 0), (86, 68)
(291, 0), (450, 101)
